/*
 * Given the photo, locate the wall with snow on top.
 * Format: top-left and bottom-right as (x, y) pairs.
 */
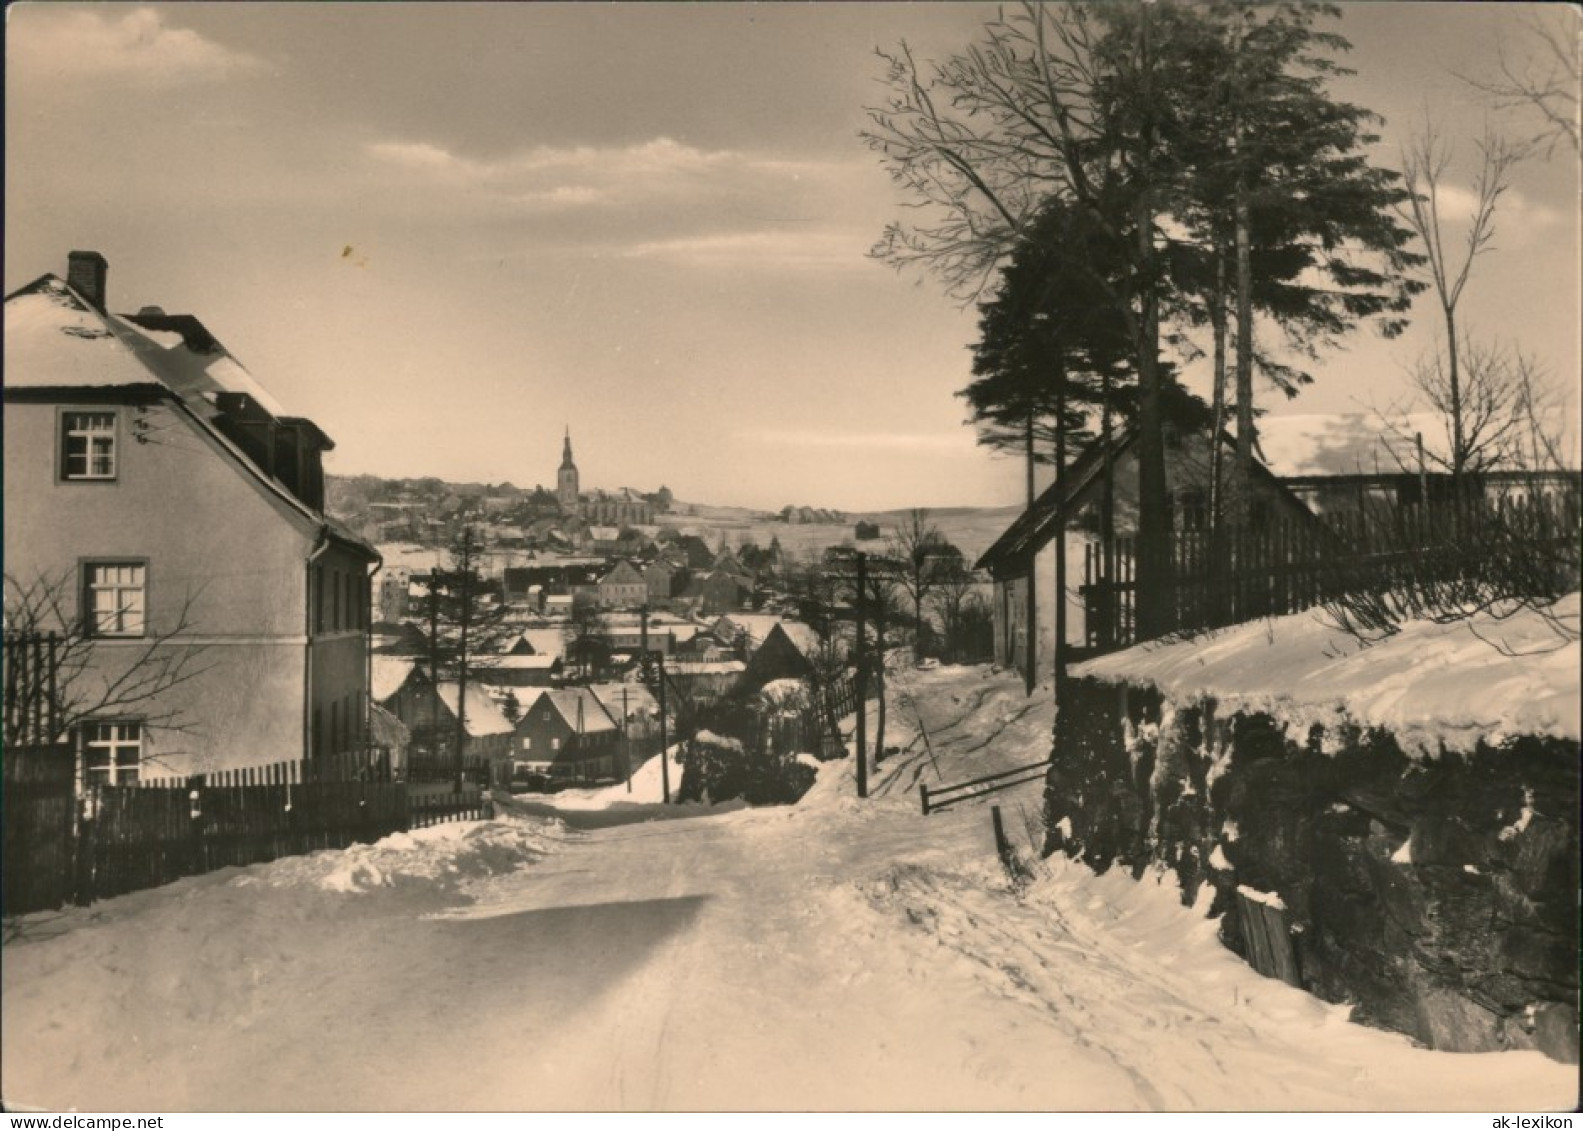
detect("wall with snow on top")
(1073, 595), (1580, 757)
(1043, 668), (1579, 1065)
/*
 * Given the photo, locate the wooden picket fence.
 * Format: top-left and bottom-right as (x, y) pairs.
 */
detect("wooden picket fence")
(2, 745), (490, 916)
(1083, 489), (1582, 652)
(3, 630), (63, 746)
(136, 749), (390, 789)
(3, 742), (77, 917)
(83, 778), (412, 903)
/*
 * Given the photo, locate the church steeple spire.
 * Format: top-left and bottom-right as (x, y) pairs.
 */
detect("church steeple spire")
(557, 426), (580, 516)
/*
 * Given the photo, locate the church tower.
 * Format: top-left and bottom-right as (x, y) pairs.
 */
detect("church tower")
(557, 427), (580, 516)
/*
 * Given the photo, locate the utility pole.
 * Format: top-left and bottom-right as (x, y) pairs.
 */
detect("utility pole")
(622, 685), (631, 794)
(657, 653), (670, 804)
(854, 551), (868, 800)
(427, 544), (442, 776)
(453, 528), (474, 793)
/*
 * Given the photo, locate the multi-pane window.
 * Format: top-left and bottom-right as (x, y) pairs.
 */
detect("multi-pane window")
(62, 412), (117, 480)
(86, 563), (146, 637)
(84, 721), (142, 786)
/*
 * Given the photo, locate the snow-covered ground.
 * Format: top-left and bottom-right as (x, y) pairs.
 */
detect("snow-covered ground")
(2, 664), (1574, 1112)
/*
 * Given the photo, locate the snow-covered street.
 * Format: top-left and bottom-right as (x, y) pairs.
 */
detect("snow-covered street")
(2, 665), (1574, 1112)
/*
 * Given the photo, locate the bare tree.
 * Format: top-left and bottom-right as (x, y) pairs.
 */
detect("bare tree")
(1457, 9), (1581, 158)
(1381, 338), (1566, 477)
(930, 558), (986, 663)
(1392, 121), (1525, 481)
(3, 570), (212, 766)
(887, 509), (963, 660)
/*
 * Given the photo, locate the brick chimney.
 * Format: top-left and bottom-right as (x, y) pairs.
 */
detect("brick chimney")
(67, 250), (108, 312)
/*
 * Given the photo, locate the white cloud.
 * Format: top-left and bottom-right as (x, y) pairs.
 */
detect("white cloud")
(621, 229), (871, 270)
(359, 135), (879, 269)
(9, 7), (264, 89)
(1420, 184), (1564, 238)
(365, 136), (733, 186)
(363, 135), (859, 212)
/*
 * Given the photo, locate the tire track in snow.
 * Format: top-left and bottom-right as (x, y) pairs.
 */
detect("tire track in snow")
(859, 864), (1178, 1110)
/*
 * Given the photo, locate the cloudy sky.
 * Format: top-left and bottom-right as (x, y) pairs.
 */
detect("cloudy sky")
(6, 3), (1578, 510)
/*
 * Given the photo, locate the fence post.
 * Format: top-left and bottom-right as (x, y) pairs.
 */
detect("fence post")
(919, 783), (930, 816)
(188, 777), (205, 878)
(73, 788), (99, 907)
(991, 805), (1019, 880)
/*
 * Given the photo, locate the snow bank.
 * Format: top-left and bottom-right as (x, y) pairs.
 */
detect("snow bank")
(249, 816), (563, 895)
(1074, 595), (1581, 755)
(532, 745), (687, 810)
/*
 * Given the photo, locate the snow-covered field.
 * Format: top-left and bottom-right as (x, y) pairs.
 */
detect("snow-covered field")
(2, 664), (1574, 1112)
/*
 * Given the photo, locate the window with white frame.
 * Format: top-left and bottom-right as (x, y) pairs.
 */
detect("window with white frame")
(84, 721), (142, 786)
(85, 563), (146, 637)
(61, 412), (117, 480)
(521, 737), (532, 750)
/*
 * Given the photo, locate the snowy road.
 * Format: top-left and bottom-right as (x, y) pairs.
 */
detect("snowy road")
(3, 666), (1574, 1111)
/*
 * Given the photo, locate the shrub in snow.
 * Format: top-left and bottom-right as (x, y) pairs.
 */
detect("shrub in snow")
(676, 728), (816, 807)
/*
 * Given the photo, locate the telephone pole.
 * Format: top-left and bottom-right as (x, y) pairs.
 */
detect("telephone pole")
(854, 551), (868, 800)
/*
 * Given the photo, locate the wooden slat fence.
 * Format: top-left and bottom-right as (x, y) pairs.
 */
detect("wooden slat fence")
(137, 749), (391, 789)
(83, 778), (412, 902)
(3, 631), (63, 745)
(2, 742), (77, 916)
(1082, 490), (1581, 652)
(409, 785), (486, 829)
(7, 750), (490, 914)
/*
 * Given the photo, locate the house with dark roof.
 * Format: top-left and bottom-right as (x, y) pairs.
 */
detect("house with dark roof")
(507, 687), (623, 783)
(975, 409), (1316, 690)
(371, 656), (515, 780)
(3, 252), (379, 781)
(739, 621), (825, 695)
(596, 559), (647, 609)
(671, 534), (716, 572)
(682, 569), (752, 616)
(643, 558), (686, 604)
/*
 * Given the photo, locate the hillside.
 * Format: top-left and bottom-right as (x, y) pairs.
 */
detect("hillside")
(327, 474), (1020, 566)
(655, 500), (1020, 565)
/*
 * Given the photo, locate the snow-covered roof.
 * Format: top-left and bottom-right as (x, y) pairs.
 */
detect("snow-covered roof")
(1256, 413), (1447, 479)
(537, 688), (619, 734)
(713, 614), (785, 646)
(435, 682), (516, 737)
(3, 277), (161, 390)
(772, 621), (823, 659)
(600, 561), (644, 585)
(489, 654), (562, 670)
(116, 310), (286, 418)
(1073, 593), (1581, 755)
(588, 526), (621, 540)
(666, 660), (746, 675)
(5, 270), (375, 560)
(371, 656), (418, 702)
(506, 628), (568, 659)
(3, 275), (288, 418)
(368, 702), (411, 750)
(587, 682), (659, 720)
